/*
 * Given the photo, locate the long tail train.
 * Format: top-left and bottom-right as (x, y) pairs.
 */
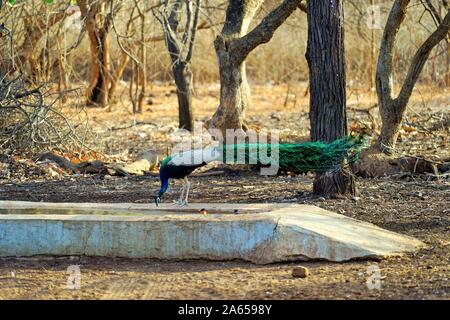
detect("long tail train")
(155, 134), (368, 206)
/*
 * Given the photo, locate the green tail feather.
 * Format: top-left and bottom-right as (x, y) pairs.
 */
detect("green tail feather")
(218, 134), (368, 173)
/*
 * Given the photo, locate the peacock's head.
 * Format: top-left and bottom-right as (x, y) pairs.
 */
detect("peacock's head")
(155, 195), (161, 206)
(155, 173), (169, 207)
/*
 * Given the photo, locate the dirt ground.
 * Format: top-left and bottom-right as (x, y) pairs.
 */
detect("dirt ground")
(0, 174), (448, 300)
(0, 84), (448, 300)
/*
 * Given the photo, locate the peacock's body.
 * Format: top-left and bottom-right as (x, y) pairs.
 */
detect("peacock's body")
(155, 135), (367, 206)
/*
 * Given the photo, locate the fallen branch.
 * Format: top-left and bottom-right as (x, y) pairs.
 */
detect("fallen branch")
(36, 149), (160, 176)
(110, 121), (158, 131)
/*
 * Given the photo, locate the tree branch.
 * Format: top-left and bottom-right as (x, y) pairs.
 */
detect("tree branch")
(186, 0), (201, 63)
(298, 1), (307, 13)
(145, 20), (221, 42)
(422, 0), (442, 26)
(181, 0), (192, 45)
(232, 0), (302, 64)
(157, 0), (184, 62)
(397, 10), (450, 109)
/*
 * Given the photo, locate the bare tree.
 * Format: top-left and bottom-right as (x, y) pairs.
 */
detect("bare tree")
(155, 0), (201, 131)
(0, 9), (83, 154)
(78, 0), (112, 106)
(307, 0), (355, 198)
(134, 0), (147, 114)
(124, 0), (149, 115)
(376, 0), (450, 153)
(9, 2), (73, 83)
(206, 0), (304, 133)
(108, 3), (137, 102)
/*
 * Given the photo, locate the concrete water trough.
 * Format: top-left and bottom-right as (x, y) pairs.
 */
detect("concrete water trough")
(0, 201), (426, 264)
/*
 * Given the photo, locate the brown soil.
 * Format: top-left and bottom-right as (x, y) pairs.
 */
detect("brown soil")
(0, 175), (448, 300)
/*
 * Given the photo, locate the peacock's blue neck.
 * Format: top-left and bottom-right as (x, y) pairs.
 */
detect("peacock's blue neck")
(158, 168), (170, 197)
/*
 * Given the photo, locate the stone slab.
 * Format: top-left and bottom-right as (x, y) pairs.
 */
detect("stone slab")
(0, 201), (426, 263)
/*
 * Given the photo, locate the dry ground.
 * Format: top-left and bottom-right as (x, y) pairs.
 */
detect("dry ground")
(0, 175), (449, 300)
(0, 83), (448, 300)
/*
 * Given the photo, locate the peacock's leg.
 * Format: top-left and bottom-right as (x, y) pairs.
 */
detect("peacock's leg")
(178, 177), (190, 207)
(173, 180), (186, 205)
(182, 177), (191, 206)
(179, 183), (185, 204)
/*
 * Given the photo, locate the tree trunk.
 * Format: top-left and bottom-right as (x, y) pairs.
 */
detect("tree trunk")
(18, 9), (70, 83)
(87, 22), (110, 106)
(377, 99), (403, 154)
(108, 4), (136, 103)
(158, 0), (201, 131)
(369, 0), (376, 92)
(206, 0), (264, 132)
(207, 0), (303, 133)
(136, 8), (147, 114)
(173, 62), (194, 131)
(20, 16), (42, 82)
(55, 28), (68, 103)
(446, 40), (450, 87)
(79, 0), (111, 106)
(306, 0), (355, 198)
(207, 39), (250, 131)
(108, 51), (129, 102)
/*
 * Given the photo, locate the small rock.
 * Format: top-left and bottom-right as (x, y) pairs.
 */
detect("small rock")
(270, 112), (281, 121)
(199, 208), (208, 215)
(292, 266), (309, 278)
(352, 196), (361, 202)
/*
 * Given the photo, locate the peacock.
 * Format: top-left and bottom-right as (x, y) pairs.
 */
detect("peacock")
(154, 135), (367, 206)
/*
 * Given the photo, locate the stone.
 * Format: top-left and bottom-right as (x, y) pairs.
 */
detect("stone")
(113, 149), (159, 176)
(136, 149), (159, 168)
(292, 266), (309, 278)
(0, 201), (426, 264)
